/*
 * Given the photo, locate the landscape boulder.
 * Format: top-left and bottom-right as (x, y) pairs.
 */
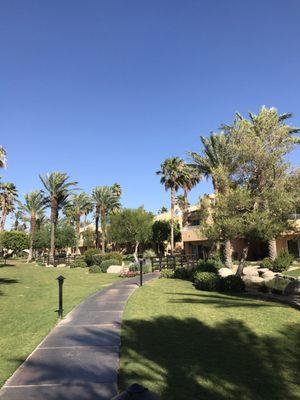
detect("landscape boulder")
(107, 265), (123, 274)
(243, 276), (264, 288)
(218, 268), (234, 277)
(284, 279), (300, 296)
(242, 267), (259, 277)
(261, 270), (275, 281)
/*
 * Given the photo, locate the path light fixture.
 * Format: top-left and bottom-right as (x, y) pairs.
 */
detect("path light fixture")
(138, 258), (144, 286)
(56, 275), (65, 319)
(111, 383), (160, 400)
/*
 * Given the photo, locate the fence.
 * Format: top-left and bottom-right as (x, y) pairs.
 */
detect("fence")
(37, 254), (78, 267)
(150, 255), (196, 271)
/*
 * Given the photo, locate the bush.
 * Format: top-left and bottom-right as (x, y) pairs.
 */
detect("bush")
(84, 249), (101, 266)
(102, 252), (123, 264)
(123, 254), (135, 262)
(0, 231), (29, 254)
(100, 259), (120, 273)
(143, 249), (156, 258)
(129, 262), (139, 272)
(89, 265), (102, 273)
(271, 251), (294, 272)
(259, 258), (273, 270)
(219, 275), (245, 292)
(71, 256), (87, 268)
(174, 267), (189, 280)
(160, 269), (175, 279)
(143, 263), (152, 274)
(193, 272), (220, 291)
(195, 258), (223, 274)
(91, 254), (104, 266)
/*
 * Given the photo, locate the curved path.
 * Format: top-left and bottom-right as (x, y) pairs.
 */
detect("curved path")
(0, 273), (158, 400)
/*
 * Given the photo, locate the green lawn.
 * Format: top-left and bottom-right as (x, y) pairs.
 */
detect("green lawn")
(285, 268), (300, 277)
(120, 278), (300, 400)
(0, 261), (121, 387)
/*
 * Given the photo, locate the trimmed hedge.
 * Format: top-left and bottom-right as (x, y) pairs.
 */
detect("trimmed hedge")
(193, 272), (220, 291)
(219, 275), (245, 292)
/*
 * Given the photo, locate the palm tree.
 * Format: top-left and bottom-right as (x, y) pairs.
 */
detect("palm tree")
(111, 183), (122, 198)
(190, 133), (235, 268)
(13, 209), (23, 231)
(67, 193), (93, 254)
(20, 191), (46, 262)
(92, 186), (121, 252)
(0, 183), (18, 231)
(156, 157), (185, 254)
(179, 163), (201, 226)
(0, 146), (7, 168)
(39, 172), (77, 263)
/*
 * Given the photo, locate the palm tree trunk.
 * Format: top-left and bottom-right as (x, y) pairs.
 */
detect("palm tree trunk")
(170, 187), (176, 255)
(27, 215), (36, 263)
(268, 238), (277, 261)
(236, 242), (249, 277)
(182, 187), (189, 227)
(0, 198), (7, 231)
(75, 214), (81, 255)
(14, 218), (19, 231)
(101, 209), (106, 253)
(224, 240), (233, 269)
(95, 210), (100, 249)
(49, 198), (58, 264)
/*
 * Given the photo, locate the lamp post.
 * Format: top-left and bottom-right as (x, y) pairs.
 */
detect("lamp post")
(56, 275), (65, 319)
(139, 258), (144, 287)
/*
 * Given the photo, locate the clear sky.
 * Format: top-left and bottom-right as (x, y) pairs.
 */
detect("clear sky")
(1, 0), (300, 214)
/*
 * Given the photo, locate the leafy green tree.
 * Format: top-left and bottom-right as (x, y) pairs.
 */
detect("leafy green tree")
(92, 186), (121, 252)
(0, 183), (18, 231)
(33, 221), (76, 252)
(19, 191), (46, 262)
(228, 107), (300, 260)
(0, 231), (29, 254)
(40, 172), (77, 262)
(109, 207), (153, 262)
(156, 157), (185, 254)
(152, 220), (181, 254)
(82, 226), (95, 248)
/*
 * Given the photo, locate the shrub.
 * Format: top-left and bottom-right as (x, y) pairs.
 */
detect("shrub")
(89, 265), (102, 273)
(0, 231), (29, 254)
(143, 249), (156, 258)
(196, 258), (223, 274)
(84, 249), (101, 266)
(71, 256), (87, 268)
(143, 263), (152, 274)
(120, 271), (139, 278)
(259, 258), (273, 270)
(160, 269), (175, 279)
(271, 251), (294, 272)
(193, 272), (220, 291)
(174, 267), (189, 280)
(100, 259), (120, 273)
(123, 254), (135, 262)
(91, 254), (104, 266)
(129, 262), (139, 272)
(102, 252), (123, 264)
(219, 275), (245, 292)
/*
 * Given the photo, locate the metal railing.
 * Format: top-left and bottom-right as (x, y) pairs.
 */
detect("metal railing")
(150, 255), (196, 271)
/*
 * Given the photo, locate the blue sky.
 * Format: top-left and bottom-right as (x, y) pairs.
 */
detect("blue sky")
(1, 0), (300, 215)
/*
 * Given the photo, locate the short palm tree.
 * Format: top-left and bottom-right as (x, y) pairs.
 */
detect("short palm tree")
(92, 186), (121, 252)
(20, 191), (46, 262)
(179, 163), (201, 226)
(0, 183), (18, 231)
(13, 209), (23, 231)
(156, 157), (185, 254)
(190, 132), (235, 268)
(39, 172), (78, 263)
(0, 146), (7, 168)
(67, 193), (93, 254)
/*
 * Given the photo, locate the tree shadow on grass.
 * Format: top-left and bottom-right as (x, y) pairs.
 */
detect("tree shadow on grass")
(120, 317), (300, 400)
(0, 277), (19, 296)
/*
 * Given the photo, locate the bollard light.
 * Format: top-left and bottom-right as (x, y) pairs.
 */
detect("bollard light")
(138, 258), (144, 287)
(56, 275), (65, 319)
(111, 383), (160, 400)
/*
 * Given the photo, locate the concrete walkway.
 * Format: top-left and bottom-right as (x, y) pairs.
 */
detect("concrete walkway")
(0, 273), (158, 400)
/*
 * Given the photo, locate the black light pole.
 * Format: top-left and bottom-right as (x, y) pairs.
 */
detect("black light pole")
(57, 275), (65, 319)
(139, 258), (144, 287)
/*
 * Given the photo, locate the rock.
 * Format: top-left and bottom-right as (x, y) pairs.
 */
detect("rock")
(218, 268), (234, 277)
(284, 279), (300, 296)
(262, 270), (275, 281)
(57, 263), (66, 268)
(242, 267), (259, 277)
(107, 265), (123, 274)
(258, 268), (270, 274)
(232, 265), (238, 274)
(243, 276), (265, 288)
(46, 264), (54, 268)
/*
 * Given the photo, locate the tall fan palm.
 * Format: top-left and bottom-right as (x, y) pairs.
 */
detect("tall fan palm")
(0, 183), (18, 231)
(92, 186), (121, 252)
(0, 146), (7, 168)
(179, 163), (201, 226)
(20, 191), (46, 262)
(13, 209), (23, 231)
(39, 172), (78, 263)
(111, 183), (122, 198)
(156, 157), (185, 254)
(190, 132), (235, 267)
(67, 193), (93, 254)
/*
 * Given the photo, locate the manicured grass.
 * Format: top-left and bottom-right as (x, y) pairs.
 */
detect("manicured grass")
(285, 267), (300, 277)
(120, 278), (300, 400)
(0, 261), (121, 387)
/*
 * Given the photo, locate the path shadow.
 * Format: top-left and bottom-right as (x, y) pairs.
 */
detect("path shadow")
(120, 317), (300, 400)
